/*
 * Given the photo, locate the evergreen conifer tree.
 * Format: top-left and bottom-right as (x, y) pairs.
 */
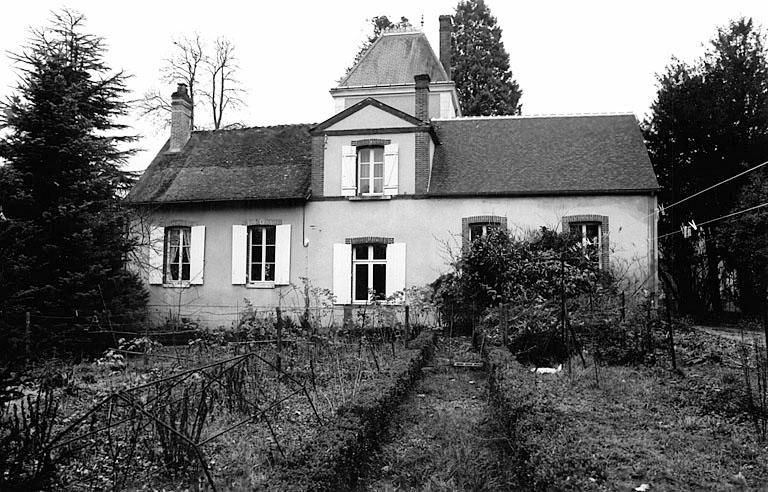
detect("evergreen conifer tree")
(0, 10), (146, 359)
(451, 0), (522, 116)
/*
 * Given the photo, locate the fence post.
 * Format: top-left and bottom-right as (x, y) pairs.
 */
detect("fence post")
(404, 305), (410, 347)
(666, 294), (677, 370)
(25, 311), (31, 358)
(275, 306), (283, 376)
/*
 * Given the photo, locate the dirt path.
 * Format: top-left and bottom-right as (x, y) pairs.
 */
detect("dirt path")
(361, 338), (516, 492)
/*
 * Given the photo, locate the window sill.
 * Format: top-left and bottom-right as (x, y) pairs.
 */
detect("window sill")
(348, 195), (392, 201)
(162, 282), (191, 289)
(246, 281), (275, 289)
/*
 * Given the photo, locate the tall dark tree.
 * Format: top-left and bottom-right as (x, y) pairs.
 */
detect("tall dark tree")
(0, 10), (146, 359)
(451, 0), (522, 116)
(644, 18), (768, 315)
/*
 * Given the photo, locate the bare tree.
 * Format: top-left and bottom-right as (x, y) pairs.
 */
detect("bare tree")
(137, 34), (242, 131)
(203, 37), (243, 130)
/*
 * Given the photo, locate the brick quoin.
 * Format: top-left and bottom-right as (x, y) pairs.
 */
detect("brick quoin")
(414, 74), (431, 194)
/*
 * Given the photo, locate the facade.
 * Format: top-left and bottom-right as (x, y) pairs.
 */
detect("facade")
(126, 20), (659, 327)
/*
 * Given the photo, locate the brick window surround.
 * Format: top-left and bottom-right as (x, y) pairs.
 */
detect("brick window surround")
(462, 215), (508, 248)
(562, 214), (610, 270)
(345, 236), (394, 245)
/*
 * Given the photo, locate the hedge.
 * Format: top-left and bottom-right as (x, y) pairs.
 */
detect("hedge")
(258, 330), (437, 491)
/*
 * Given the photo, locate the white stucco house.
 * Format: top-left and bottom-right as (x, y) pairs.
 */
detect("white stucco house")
(126, 18), (659, 327)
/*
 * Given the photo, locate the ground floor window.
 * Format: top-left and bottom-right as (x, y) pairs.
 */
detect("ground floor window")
(353, 243), (387, 302)
(562, 215), (609, 270)
(462, 215), (508, 248)
(248, 225), (276, 282)
(165, 226), (191, 282)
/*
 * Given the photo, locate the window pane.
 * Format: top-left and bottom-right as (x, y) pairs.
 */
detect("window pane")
(360, 180), (370, 194)
(470, 225), (484, 242)
(373, 264), (386, 299)
(354, 245), (368, 260)
(182, 263), (190, 280)
(265, 264), (275, 281)
(569, 224), (582, 237)
(373, 178), (383, 194)
(169, 228), (180, 245)
(355, 264), (369, 301)
(253, 227), (263, 245)
(374, 162), (383, 178)
(266, 245), (275, 263)
(265, 226), (276, 245)
(373, 148), (384, 163)
(586, 224), (600, 241)
(181, 245), (190, 263)
(360, 162), (370, 178)
(252, 264), (262, 282)
(170, 264), (179, 281)
(373, 244), (387, 259)
(252, 245), (262, 262)
(359, 150), (370, 163)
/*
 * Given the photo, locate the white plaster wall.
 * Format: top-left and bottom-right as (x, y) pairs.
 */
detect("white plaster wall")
(142, 203), (307, 328)
(343, 93), (442, 119)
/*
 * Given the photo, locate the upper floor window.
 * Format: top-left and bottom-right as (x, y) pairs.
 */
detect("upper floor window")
(341, 143), (399, 197)
(165, 226), (191, 282)
(358, 147), (384, 195)
(248, 225), (276, 282)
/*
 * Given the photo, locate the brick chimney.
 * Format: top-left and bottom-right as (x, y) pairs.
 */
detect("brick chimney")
(414, 74), (431, 194)
(439, 15), (452, 80)
(414, 74), (431, 121)
(169, 83), (192, 152)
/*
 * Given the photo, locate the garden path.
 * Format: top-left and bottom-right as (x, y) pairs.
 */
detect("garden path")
(360, 337), (517, 491)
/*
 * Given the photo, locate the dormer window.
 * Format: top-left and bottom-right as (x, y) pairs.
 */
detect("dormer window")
(341, 143), (399, 197)
(358, 147), (384, 195)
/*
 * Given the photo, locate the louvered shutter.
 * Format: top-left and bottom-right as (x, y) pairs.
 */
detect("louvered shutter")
(383, 143), (399, 196)
(148, 226), (164, 285)
(341, 146), (357, 196)
(274, 224), (291, 285)
(333, 243), (352, 304)
(386, 243), (406, 299)
(231, 225), (247, 285)
(190, 226), (205, 285)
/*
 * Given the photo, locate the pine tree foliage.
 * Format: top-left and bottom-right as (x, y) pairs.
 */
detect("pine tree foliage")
(0, 10), (147, 358)
(643, 17), (768, 314)
(451, 0), (522, 116)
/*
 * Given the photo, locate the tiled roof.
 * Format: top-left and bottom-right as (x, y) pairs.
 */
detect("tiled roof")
(126, 125), (311, 204)
(428, 114), (659, 196)
(339, 31), (449, 87)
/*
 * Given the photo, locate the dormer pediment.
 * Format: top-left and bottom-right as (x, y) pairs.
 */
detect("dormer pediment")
(311, 98), (425, 134)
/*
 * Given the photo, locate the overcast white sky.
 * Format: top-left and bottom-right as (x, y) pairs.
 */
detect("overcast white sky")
(2, 1), (767, 171)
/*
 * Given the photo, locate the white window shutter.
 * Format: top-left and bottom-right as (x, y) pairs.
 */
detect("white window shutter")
(333, 243), (352, 304)
(383, 143), (399, 196)
(148, 226), (164, 285)
(190, 226), (205, 285)
(274, 224), (291, 285)
(386, 243), (406, 299)
(231, 225), (247, 285)
(341, 145), (357, 196)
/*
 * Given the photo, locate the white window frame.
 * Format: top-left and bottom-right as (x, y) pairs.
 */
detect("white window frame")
(357, 147), (385, 196)
(164, 226), (191, 284)
(247, 225), (276, 283)
(352, 244), (387, 303)
(570, 222), (602, 268)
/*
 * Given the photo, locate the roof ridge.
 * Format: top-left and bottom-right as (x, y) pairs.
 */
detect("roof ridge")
(434, 112), (636, 121)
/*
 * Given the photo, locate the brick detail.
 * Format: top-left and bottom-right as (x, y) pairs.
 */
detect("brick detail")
(169, 84), (192, 153)
(352, 139), (391, 147)
(415, 132), (431, 194)
(562, 214), (610, 271)
(461, 215), (507, 249)
(415, 74), (430, 121)
(310, 135), (325, 197)
(345, 236), (394, 245)
(244, 218), (282, 226)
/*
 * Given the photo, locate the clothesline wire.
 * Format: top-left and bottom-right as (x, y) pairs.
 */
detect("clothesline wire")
(649, 159), (768, 220)
(658, 201), (768, 240)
